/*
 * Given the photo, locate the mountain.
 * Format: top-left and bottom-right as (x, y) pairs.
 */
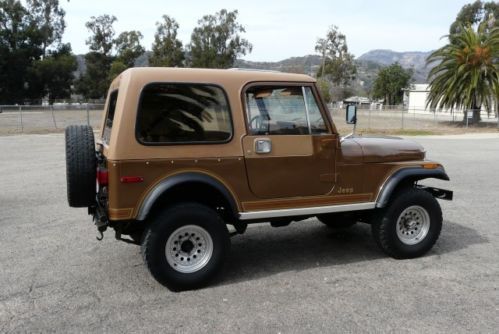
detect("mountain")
(74, 50), (433, 91)
(357, 49), (431, 67)
(234, 55), (322, 75)
(357, 49), (433, 83)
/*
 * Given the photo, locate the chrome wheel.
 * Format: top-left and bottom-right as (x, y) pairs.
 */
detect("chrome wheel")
(165, 225), (213, 273)
(396, 205), (430, 245)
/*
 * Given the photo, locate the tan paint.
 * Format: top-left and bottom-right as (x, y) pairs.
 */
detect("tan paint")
(243, 135), (337, 198)
(98, 68), (440, 221)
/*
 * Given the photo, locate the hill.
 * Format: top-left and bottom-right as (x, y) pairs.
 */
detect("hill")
(74, 49), (433, 92)
(357, 49), (433, 83)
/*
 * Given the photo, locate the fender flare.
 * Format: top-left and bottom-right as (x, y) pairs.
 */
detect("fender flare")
(135, 172), (238, 221)
(376, 166), (450, 208)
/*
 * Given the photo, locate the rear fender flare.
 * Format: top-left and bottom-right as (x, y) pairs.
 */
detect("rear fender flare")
(136, 172), (238, 221)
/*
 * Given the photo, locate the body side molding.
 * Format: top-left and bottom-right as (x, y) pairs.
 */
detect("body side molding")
(239, 202), (376, 220)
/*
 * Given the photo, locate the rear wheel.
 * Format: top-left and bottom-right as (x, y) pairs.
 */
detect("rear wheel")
(371, 188), (442, 259)
(65, 125), (96, 207)
(141, 203), (230, 291)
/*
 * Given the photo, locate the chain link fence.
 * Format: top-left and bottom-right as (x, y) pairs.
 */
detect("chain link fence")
(330, 105), (499, 135)
(0, 103), (497, 136)
(0, 104), (104, 135)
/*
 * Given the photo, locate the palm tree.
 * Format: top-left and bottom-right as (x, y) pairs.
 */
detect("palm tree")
(426, 24), (499, 123)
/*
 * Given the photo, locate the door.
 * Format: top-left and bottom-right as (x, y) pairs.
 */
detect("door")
(242, 84), (337, 199)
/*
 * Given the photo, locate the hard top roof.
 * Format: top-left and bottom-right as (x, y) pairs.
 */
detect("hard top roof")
(118, 67), (315, 86)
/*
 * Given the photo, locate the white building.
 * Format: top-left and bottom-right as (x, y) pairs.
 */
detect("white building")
(407, 84), (431, 113)
(406, 84), (496, 116)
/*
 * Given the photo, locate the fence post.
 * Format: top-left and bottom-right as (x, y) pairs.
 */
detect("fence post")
(50, 105), (58, 129)
(401, 108), (405, 129)
(368, 108), (371, 129)
(86, 103), (90, 126)
(19, 105), (23, 133)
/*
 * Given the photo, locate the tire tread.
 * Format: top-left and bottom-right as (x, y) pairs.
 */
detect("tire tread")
(65, 125), (96, 207)
(372, 188), (442, 259)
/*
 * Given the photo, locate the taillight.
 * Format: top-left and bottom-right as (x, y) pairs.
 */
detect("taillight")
(120, 176), (144, 183)
(97, 167), (109, 186)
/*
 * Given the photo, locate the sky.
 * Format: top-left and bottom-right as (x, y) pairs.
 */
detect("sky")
(61, 0), (474, 61)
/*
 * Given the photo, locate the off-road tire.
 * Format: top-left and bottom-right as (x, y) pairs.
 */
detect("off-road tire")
(371, 188), (442, 259)
(65, 125), (96, 207)
(141, 203), (230, 291)
(317, 212), (357, 229)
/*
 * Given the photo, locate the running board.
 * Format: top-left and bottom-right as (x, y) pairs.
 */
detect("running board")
(238, 202), (376, 220)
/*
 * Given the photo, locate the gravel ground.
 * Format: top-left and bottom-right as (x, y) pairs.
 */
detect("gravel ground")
(1, 133), (498, 333)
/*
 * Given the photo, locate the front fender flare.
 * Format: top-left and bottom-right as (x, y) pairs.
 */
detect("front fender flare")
(376, 166), (450, 208)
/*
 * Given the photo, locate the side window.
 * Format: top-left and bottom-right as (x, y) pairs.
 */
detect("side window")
(303, 87), (328, 134)
(246, 86), (310, 135)
(245, 85), (329, 135)
(102, 90), (118, 144)
(136, 83), (232, 144)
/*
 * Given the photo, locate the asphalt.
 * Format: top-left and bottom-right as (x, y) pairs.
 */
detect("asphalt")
(1, 133), (498, 333)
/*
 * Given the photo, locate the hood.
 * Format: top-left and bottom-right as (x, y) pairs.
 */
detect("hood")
(350, 136), (425, 163)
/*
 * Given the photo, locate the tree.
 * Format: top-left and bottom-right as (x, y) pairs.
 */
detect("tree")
(108, 60), (127, 82)
(108, 30), (145, 81)
(316, 78), (332, 104)
(114, 30), (144, 68)
(450, 1), (498, 35)
(149, 15), (184, 67)
(426, 25), (499, 123)
(0, 0), (33, 103)
(76, 51), (112, 99)
(0, 0), (72, 104)
(188, 9), (252, 68)
(77, 14), (117, 99)
(85, 14), (116, 55)
(315, 26), (357, 101)
(29, 43), (77, 103)
(26, 0), (65, 55)
(372, 63), (413, 106)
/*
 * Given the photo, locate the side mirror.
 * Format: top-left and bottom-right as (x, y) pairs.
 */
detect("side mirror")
(346, 105), (357, 124)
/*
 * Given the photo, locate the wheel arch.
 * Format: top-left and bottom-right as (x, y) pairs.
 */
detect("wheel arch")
(376, 166), (450, 208)
(136, 172), (239, 222)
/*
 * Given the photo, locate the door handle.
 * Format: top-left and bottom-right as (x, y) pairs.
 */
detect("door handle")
(255, 138), (272, 154)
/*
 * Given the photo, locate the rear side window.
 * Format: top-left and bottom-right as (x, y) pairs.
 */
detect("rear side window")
(102, 90), (118, 144)
(136, 83), (233, 144)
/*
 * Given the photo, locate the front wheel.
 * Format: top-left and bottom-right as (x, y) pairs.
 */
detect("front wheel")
(371, 188), (442, 259)
(141, 203), (230, 291)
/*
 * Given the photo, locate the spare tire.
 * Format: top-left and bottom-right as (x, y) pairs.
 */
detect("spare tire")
(65, 125), (97, 207)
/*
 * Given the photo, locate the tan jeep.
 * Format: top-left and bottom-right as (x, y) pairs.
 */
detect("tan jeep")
(65, 68), (452, 290)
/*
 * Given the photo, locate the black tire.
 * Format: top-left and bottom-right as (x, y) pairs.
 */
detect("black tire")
(317, 212), (357, 229)
(65, 125), (96, 207)
(371, 188), (442, 259)
(141, 203), (230, 291)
